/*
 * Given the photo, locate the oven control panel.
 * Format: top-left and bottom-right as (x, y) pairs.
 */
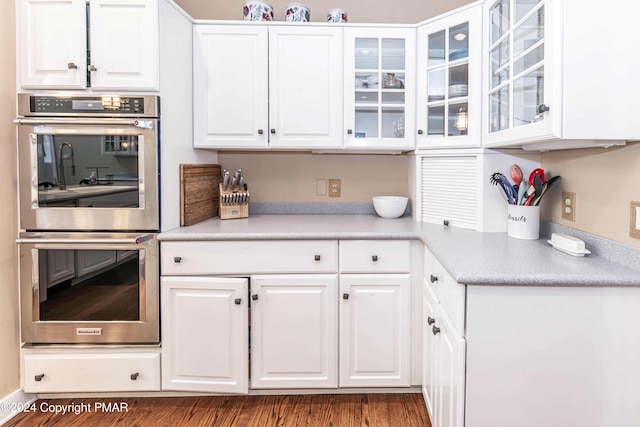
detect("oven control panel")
(19, 94), (160, 118)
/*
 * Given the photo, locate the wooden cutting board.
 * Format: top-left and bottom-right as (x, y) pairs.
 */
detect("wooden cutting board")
(180, 164), (221, 226)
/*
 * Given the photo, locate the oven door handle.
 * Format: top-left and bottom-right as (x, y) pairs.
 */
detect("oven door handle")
(16, 234), (153, 245)
(14, 118), (154, 129)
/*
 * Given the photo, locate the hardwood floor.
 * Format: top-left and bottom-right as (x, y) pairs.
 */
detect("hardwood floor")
(7, 394), (431, 427)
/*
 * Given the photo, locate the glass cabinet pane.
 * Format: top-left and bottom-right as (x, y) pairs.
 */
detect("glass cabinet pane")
(355, 71), (379, 90)
(355, 107), (378, 138)
(355, 38), (379, 69)
(355, 91), (378, 104)
(513, 5), (544, 57)
(428, 68), (445, 101)
(513, 66), (544, 127)
(490, 41), (509, 89)
(428, 31), (445, 67)
(427, 105), (445, 137)
(490, 86), (509, 132)
(514, 44), (543, 75)
(448, 103), (469, 136)
(448, 64), (468, 98)
(449, 23), (469, 61)
(489, 0), (510, 44)
(514, 0), (542, 24)
(382, 108), (404, 138)
(382, 39), (405, 70)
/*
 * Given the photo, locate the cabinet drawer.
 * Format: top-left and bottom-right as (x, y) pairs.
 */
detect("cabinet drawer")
(161, 240), (338, 275)
(23, 351), (160, 393)
(425, 260), (465, 337)
(340, 240), (410, 273)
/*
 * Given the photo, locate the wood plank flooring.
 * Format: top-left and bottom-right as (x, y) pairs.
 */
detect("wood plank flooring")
(7, 394), (431, 427)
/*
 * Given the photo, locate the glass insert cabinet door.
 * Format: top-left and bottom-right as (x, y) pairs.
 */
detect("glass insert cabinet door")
(487, 0), (546, 133)
(345, 28), (415, 150)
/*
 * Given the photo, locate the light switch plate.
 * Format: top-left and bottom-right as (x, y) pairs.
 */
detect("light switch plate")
(630, 201), (640, 239)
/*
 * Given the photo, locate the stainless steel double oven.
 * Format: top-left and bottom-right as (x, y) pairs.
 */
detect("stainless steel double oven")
(16, 94), (160, 344)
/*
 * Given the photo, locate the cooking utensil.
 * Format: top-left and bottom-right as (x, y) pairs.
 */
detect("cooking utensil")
(525, 174), (544, 206)
(490, 172), (517, 204)
(528, 168), (546, 186)
(532, 175), (561, 206)
(517, 180), (530, 205)
(510, 164), (523, 186)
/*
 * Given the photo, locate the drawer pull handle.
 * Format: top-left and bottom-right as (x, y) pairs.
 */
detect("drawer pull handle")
(34, 374), (45, 382)
(432, 325), (441, 336)
(174, 256), (182, 263)
(314, 255), (321, 261)
(270, 128), (276, 134)
(347, 129), (353, 135)
(343, 293), (349, 300)
(252, 294), (258, 301)
(131, 372), (139, 380)
(235, 298), (242, 305)
(88, 64), (97, 72)
(430, 274), (438, 283)
(427, 316), (435, 325)
(372, 255), (378, 261)
(258, 129), (264, 135)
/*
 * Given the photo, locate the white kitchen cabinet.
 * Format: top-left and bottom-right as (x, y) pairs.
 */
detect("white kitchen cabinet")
(339, 274), (411, 387)
(193, 24), (343, 150)
(250, 274), (338, 389)
(22, 347), (160, 393)
(422, 247), (465, 427)
(161, 276), (248, 393)
(343, 27), (416, 152)
(414, 149), (540, 231)
(18, 0), (159, 91)
(416, 3), (482, 149)
(482, 0), (640, 150)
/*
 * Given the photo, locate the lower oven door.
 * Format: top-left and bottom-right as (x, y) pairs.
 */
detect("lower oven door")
(17, 232), (159, 344)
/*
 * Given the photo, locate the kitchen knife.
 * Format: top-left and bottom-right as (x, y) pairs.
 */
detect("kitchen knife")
(222, 171), (230, 191)
(231, 170), (240, 190)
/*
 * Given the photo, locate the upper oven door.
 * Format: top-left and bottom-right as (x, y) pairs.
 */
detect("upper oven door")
(16, 118), (158, 231)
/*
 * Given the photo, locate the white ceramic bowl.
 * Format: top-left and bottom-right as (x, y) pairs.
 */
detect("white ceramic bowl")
(372, 196), (408, 218)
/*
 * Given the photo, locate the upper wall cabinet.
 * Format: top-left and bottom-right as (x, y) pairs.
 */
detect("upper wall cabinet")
(416, 4), (482, 149)
(18, 0), (159, 91)
(482, 0), (640, 150)
(343, 27), (416, 152)
(193, 24), (343, 150)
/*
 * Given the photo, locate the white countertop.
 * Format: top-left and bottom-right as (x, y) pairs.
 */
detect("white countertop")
(158, 215), (640, 287)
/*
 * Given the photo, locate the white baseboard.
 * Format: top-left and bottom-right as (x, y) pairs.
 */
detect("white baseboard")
(0, 389), (37, 426)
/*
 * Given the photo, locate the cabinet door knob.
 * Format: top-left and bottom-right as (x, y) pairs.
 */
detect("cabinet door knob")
(130, 372), (139, 380)
(432, 325), (441, 335)
(417, 129), (424, 135)
(87, 64), (97, 72)
(258, 129), (264, 135)
(427, 316), (435, 325)
(347, 129), (353, 135)
(270, 128), (276, 134)
(430, 274), (438, 283)
(314, 255), (321, 261)
(252, 294), (258, 301)
(34, 374), (45, 382)
(67, 62), (77, 69)
(537, 104), (550, 114)
(235, 298), (242, 305)
(343, 293), (349, 300)
(372, 255), (378, 261)
(174, 256), (182, 263)
(443, 220), (449, 226)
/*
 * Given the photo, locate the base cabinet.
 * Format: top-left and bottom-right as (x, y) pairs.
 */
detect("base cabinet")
(161, 276), (248, 393)
(250, 275), (338, 389)
(340, 274), (411, 387)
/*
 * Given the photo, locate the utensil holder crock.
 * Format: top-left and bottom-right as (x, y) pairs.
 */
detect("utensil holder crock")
(507, 205), (540, 240)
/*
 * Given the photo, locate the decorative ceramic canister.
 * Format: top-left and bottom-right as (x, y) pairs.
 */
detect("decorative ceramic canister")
(243, 0), (274, 21)
(285, 3), (310, 22)
(327, 8), (348, 23)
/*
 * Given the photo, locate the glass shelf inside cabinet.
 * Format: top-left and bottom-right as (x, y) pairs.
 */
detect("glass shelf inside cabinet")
(425, 22), (470, 138)
(354, 37), (407, 140)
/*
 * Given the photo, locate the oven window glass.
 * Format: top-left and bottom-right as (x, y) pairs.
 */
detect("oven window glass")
(38, 249), (140, 321)
(36, 134), (139, 208)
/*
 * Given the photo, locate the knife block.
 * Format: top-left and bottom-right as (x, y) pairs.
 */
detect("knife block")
(219, 183), (249, 220)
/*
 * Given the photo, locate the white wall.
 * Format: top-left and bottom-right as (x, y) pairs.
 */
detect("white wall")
(0, 0), (20, 401)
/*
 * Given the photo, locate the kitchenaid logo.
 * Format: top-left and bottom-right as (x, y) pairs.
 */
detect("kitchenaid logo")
(507, 214), (527, 223)
(77, 328), (103, 336)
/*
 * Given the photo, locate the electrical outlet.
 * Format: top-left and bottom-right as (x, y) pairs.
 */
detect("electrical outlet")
(328, 179), (341, 197)
(561, 191), (576, 221)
